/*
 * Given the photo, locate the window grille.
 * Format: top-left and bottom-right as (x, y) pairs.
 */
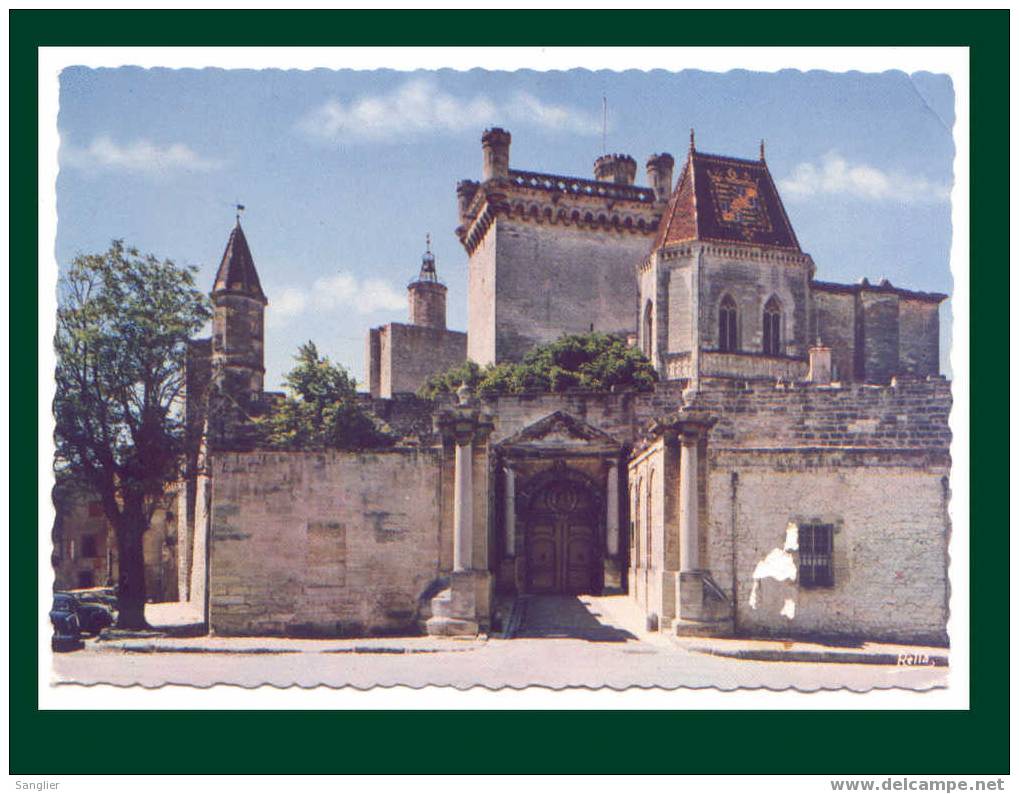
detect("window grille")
(799, 523), (834, 587)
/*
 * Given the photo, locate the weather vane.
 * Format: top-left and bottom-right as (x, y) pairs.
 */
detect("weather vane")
(235, 202), (245, 223)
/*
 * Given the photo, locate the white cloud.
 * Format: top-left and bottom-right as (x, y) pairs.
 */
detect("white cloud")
(779, 152), (950, 203)
(269, 271), (406, 326)
(61, 135), (222, 176)
(297, 78), (601, 142)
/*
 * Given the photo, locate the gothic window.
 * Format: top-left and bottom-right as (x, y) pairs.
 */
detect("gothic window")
(799, 524), (835, 588)
(763, 296), (782, 356)
(719, 295), (739, 352)
(642, 300), (654, 358)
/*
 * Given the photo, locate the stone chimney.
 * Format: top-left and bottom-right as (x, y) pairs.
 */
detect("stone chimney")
(594, 153), (637, 185)
(646, 153), (675, 202)
(808, 344), (833, 385)
(482, 127), (511, 181)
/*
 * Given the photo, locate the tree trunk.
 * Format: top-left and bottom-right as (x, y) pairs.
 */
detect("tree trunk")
(115, 506), (149, 629)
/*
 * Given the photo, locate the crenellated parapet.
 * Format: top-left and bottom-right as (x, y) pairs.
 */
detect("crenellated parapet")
(456, 168), (663, 255)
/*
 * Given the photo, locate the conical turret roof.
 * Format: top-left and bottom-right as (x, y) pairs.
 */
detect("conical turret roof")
(212, 220), (267, 302)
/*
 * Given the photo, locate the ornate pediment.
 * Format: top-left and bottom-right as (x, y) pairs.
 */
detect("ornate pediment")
(496, 411), (621, 452)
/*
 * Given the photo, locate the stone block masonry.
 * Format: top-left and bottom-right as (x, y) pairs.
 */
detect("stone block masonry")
(208, 449), (443, 637)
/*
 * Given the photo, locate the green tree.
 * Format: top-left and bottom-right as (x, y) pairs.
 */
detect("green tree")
(419, 332), (658, 399)
(54, 241), (212, 628)
(256, 342), (392, 450)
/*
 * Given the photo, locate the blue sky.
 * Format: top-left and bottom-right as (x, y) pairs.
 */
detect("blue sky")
(56, 67), (955, 389)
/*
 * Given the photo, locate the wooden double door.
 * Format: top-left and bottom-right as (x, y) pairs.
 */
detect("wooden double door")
(525, 479), (600, 595)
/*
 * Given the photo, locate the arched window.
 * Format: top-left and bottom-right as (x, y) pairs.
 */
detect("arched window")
(642, 300), (654, 357)
(763, 296), (782, 356)
(719, 295), (739, 352)
(645, 470), (654, 570)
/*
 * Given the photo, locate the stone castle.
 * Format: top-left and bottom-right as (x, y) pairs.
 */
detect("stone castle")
(175, 128), (951, 644)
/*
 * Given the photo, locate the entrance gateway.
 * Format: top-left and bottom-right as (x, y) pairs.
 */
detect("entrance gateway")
(525, 478), (601, 594)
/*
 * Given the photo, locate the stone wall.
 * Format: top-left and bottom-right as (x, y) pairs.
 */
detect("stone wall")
(696, 379), (952, 643)
(367, 322), (467, 399)
(810, 287), (856, 383)
(706, 455), (949, 644)
(467, 225), (498, 365)
(473, 218), (650, 364)
(207, 449), (443, 636)
(858, 290), (900, 383)
(898, 297), (941, 377)
(696, 378), (952, 452)
(810, 282), (944, 384)
(699, 248), (811, 359)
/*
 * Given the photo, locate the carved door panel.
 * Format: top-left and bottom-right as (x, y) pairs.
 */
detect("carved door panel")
(525, 478), (600, 595)
(562, 521), (596, 594)
(527, 521), (558, 594)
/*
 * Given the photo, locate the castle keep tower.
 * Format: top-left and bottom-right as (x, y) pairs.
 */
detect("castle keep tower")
(456, 128), (670, 366)
(210, 219), (267, 404)
(407, 235), (448, 329)
(365, 240), (467, 398)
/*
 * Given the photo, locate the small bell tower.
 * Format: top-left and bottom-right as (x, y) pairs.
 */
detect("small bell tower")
(210, 210), (268, 404)
(407, 234), (448, 330)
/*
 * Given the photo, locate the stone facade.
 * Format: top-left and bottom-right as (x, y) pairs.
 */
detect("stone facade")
(367, 244), (467, 398)
(176, 129), (952, 647)
(367, 323), (466, 398)
(457, 129), (665, 365)
(207, 450), (445, 636)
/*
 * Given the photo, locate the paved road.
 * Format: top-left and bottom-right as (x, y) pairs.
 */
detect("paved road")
(52, 595), (947, 692)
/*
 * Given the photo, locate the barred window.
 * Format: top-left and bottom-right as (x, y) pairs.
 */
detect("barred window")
(719, 295), (739, 352)
(799, 524), (834, 587)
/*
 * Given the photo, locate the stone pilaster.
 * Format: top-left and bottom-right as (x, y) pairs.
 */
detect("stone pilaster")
(603, 457), (623, 592)
(427, 394), (494, 636)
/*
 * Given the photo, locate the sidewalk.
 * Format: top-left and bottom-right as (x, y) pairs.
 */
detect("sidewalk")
(94, 633), (486, 655)
(675, 635), (948, 667)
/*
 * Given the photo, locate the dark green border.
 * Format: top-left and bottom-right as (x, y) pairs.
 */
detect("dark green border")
(10, 9), (1009, 774)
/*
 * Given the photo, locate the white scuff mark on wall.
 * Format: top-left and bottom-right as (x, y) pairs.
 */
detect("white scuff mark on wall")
(749, 523), (800, 612)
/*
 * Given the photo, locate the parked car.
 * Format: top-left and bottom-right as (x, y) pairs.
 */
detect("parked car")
(49, 593), (83, 652)
(61, 590), (115, 634)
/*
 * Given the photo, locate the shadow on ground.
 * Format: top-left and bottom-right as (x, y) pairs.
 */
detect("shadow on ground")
(514, 595), (637, 642)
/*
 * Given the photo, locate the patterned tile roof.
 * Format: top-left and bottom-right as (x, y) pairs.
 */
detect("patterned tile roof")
(213, 221), (267, 302)
(653, 149), (800, 251)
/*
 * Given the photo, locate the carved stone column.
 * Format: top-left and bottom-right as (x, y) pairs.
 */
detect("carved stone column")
(602, 456), (624, 593)
(428, 392), (495, 637)
(503, 465), (516, 557)
(605, 458), (619, 557)
(679, 434), (699, 574)
(453, 432), (474, 572)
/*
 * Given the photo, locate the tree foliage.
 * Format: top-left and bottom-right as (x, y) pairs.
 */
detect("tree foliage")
(256, 342), (393, 450)
(419, 332), (658, 399)
(54, 240), (212, 627)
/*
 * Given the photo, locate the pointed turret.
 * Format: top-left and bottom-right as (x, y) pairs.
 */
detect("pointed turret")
(210, 217), (267, 403)
(408, 234), (448, 330)
(212, 219), (267, 303)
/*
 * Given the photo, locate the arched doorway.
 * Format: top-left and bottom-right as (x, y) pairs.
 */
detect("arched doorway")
(523, 475), (601, 594)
